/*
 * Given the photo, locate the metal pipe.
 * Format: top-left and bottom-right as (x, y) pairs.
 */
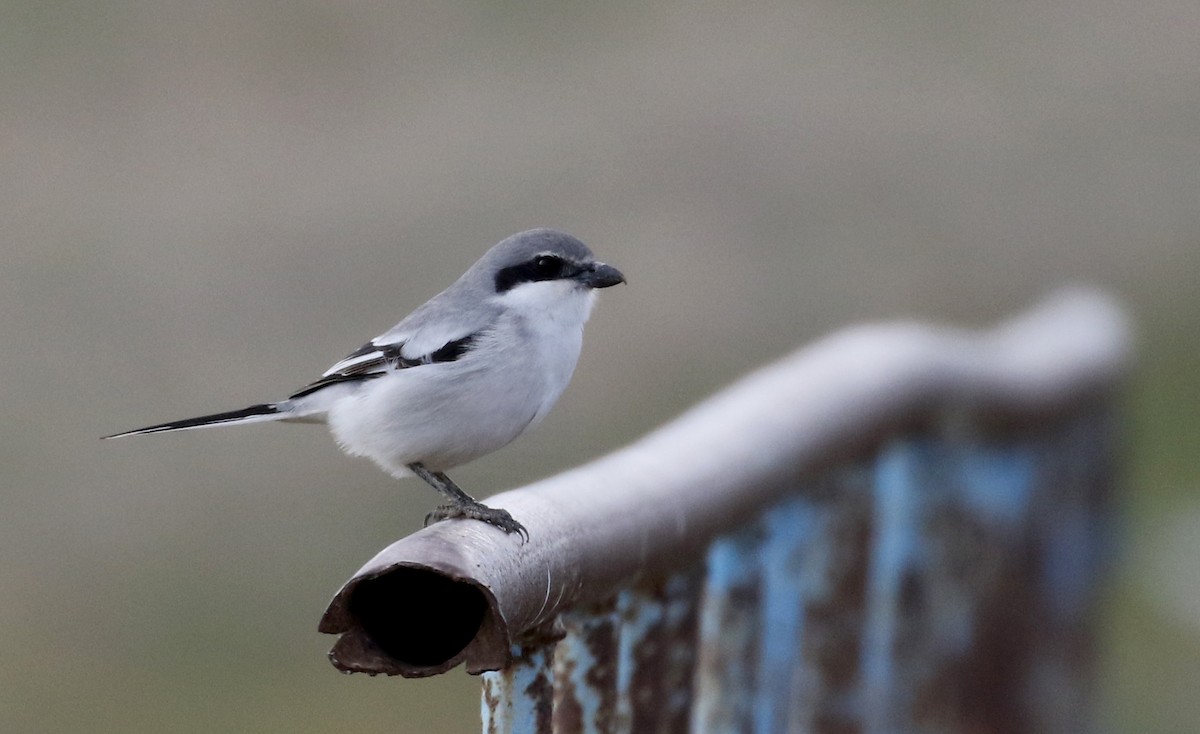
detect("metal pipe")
(318, 288), (1129, 677)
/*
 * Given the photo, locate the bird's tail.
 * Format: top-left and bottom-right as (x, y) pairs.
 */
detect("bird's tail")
(103, 403), (289, 439)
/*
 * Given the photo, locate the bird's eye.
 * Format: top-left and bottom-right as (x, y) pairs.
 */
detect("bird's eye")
(494, 253), (570, 292)
(533, 255), (562, 276)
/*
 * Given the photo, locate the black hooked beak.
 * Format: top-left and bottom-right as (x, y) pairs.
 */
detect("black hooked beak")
(576, 261), (626, 289)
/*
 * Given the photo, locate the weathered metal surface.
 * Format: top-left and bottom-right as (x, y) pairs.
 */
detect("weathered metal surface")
(691, 470), (874, 734)
(320, 290), (1128, 678)
(480, 571), (705, 734)
(861, 435), (1039, 733)
(856, 415), (1113, 734)
(470, 294), (1120, 733)
(766, 472), (874, 734)
(315, 293), (1124, 731)
(684, 412), (1116, 734)
(1021, 410), (1113, 732)
(692, 524), (763, 732)
(684, 416), (1114, 734)
(552, 600), (620, 733)
(543, 572), (703, 734)
(481, 644), (554, 734)
(618, 573), (701, 734)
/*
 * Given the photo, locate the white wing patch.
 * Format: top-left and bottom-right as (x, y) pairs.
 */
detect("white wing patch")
(322, 339), (393, 378)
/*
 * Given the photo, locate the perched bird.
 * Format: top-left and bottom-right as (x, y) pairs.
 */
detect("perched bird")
(105, 229), (626, 539)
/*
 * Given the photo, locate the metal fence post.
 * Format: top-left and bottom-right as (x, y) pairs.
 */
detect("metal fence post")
(319, 289), (1128, 734)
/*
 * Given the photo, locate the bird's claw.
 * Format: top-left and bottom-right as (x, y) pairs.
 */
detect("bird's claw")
(425, 501), (528, 541)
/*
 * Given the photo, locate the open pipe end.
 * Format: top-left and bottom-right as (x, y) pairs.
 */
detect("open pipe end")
(320, 564), (511, 677)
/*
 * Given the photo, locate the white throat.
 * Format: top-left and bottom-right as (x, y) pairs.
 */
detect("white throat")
(496, 279), (598, 328)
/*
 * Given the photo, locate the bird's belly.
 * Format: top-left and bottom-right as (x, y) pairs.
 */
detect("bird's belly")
(326, 353), (571, 475)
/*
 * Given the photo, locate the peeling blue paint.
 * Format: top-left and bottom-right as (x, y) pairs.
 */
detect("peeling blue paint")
(482, 419), (1112, 734)
(861, 440), (923, 730)
(693, 525), (763, 732)
(1039, 426), (1111, 622)
(615, 587), (661, 728)
(754, 498), (820, 734)
(954, 443), (1036, 526)
(480, 645), (552, 734)
(555, 609), (618, 734)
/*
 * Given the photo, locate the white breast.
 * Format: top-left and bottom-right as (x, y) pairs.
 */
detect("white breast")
(496, 280), (597, 422)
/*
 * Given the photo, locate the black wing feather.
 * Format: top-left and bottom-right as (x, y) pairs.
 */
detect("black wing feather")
(288, 333), (480, 399)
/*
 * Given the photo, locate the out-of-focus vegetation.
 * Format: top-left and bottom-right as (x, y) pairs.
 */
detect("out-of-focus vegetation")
(1, 2), (1196, 732)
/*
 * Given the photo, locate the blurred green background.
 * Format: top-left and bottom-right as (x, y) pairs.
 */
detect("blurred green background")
(3, 2), (1197, 732)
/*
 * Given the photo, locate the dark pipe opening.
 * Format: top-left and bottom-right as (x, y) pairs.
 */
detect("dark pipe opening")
(348, 567), (489, 668)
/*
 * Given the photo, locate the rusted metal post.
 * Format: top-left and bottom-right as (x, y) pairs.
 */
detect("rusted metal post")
(319, 289), (1127, 734)
(552, 602), (620, 731)
(481, 644), (554, 734)
(613, 574), (700, 733)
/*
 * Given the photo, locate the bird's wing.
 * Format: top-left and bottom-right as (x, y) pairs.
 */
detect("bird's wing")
(289, 296), (500, 399)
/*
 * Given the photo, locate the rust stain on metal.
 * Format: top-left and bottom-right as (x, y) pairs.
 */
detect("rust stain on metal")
(692, 526), (764, 732)
(552, 648), (582, 733)
(481, 674), (501, 734)
(552, 600), (620, 733)
(524, 665), (554, 734)
(628, 573), (701, 734)
(480, 644), (555, 734)
(803, 472), (872, 734)
(583, 613), (618, 732)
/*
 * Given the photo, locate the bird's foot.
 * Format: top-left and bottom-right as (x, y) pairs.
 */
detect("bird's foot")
(425, 501), (528, 541)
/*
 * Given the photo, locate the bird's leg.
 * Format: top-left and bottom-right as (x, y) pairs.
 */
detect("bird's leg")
(408, 463), (528, 540)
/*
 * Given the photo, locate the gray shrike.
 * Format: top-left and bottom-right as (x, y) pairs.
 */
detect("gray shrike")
(106, 229), (626, 539)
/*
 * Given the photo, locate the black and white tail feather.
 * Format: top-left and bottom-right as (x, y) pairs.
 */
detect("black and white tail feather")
(102, 402), (285, 437)
(101, 333), (471, 439)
